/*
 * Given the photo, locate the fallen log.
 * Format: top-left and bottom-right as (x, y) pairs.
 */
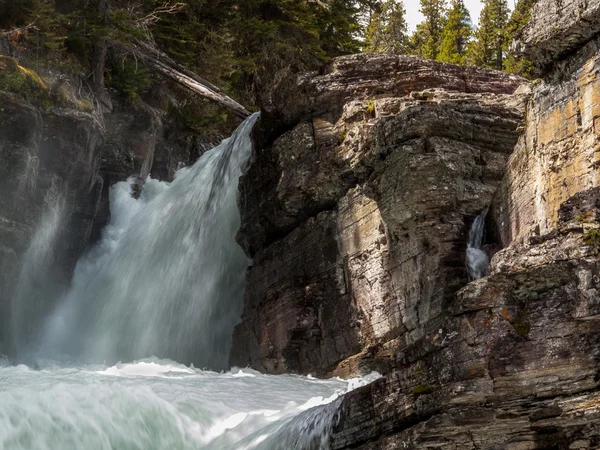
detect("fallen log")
(118, 41), (251, 120)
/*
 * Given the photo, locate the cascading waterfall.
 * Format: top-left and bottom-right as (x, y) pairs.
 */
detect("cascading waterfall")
(466, 210), (490, 281)
(0, 113), (379, 449)
(37, 114), (259, 368)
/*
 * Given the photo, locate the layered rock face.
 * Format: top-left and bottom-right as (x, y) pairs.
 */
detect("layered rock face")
(233, 3), (600, 446)
(328, 2), (600, 448)
(231, 55), (527, 376)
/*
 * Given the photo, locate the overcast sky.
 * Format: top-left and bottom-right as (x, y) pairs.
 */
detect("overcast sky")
(405, 0), (515, 32)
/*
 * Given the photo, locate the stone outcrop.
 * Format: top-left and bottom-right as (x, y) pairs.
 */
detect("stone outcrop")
(512, 0), (600, 70)
(326, 1), (600, 448)
(232, 2), (600, 446)
(492, 22), (600, 248)
(231, 56), (527, 376)
(330, 201), (600, 448)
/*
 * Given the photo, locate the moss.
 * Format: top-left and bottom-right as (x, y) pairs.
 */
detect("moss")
(413, 365), (425, 376)
(584, 228), (600, 247)
(338, 129), (348, 145)
(366, 100), (376, 117)
(0, 56), (48, 104)
(512, 311), (531, 337)
(412, 384), (435, 397)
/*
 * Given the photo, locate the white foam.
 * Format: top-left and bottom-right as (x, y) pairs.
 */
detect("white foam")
(0, 360), (374, 450)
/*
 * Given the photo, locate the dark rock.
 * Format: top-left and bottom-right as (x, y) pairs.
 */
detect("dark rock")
(0, 59), (204, 355)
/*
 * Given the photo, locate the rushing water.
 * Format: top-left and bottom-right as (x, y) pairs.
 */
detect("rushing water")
(30, 114), (260, 369)
(466, 210), (490, 281)
(0, 358), (378, 450)
(1, 114), (376, 449)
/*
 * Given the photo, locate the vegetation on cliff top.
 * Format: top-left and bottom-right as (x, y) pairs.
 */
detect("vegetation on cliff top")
(0, 0), (536, 128)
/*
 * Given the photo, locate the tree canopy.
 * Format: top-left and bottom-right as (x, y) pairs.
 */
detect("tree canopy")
(0, 0), (538, 124)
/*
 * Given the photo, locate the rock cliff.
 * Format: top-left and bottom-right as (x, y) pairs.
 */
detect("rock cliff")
(232, 2), (600, 447)
(231, 56), (527, 376)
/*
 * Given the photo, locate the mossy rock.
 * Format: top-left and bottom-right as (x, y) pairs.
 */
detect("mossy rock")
(512, 311), (531, 337)
(412, 384), (435, 397)
(0, 56), (49, 105)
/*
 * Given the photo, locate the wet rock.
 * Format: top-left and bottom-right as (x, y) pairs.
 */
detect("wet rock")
(0, 59), (202, 355)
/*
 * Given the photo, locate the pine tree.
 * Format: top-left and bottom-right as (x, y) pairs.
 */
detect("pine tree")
(437, 0), (471, 64)
(467, 0), (509, 70)
(364, 0), (409, 55)
(504, 0), (537, 77)
(415, 0), (447, 60)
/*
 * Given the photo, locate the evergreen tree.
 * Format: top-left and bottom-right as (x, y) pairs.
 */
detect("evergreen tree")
(407, 22), (428, 57)
(504, 0), (537, 77)
(467, 0), (509, 70)
(437, 0), (471, 64)
(364, 0), (409, 55)
(414, 0), (447, 60)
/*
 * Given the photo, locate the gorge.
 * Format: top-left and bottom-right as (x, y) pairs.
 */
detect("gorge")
(2, 0), (600, 448)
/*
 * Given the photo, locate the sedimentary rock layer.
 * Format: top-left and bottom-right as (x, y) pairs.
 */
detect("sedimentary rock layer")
(234, 1), (600, 446)
(328, 0), (600, 447)
(231, 57), (527, 376)
(513, 0), (600, 69)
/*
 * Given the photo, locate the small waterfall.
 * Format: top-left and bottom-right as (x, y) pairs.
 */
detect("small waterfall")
(39, 113), (260, 369)
(11, 185), (66, 356)
(466, 210), (489, 281)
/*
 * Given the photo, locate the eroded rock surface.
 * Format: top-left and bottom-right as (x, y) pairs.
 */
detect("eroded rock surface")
(512, 0), (600, 70)
(231, 57), (528, 377)
(325, 1), (600, 447)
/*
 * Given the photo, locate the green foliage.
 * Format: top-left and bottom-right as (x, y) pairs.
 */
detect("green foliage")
(0, 55), (49, 104)
(416, 0), (447, 60)
(366, 100), (376, 116)
(504, 0), (537, 78)
(108, 58), (151, 98)
(466, 0), (510, 70)
(0, 0), (35, 29)
(149, 0), (370, 106)
(584, 228), (600, 248)
(412, 384), (435, 397)
(512, 311), (531, 337)
(364, 0), (409, 55)
(437, 0), (472, 64)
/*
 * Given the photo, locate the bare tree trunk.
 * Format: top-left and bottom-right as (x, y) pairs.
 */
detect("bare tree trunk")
(123, 42), (251, 120)
(135, 40), (222, 94)
(91, 0), (111, 111)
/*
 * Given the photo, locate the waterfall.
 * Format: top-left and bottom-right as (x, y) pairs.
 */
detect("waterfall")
(38, 113), (260, 369)
(466, 210), (489, 281)
(11, 185), (66, 356)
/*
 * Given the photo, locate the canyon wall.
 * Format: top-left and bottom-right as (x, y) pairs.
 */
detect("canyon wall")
(232, 1), (600, 448)
(330, 1), (600, 448)
(231, 56), (527, 376)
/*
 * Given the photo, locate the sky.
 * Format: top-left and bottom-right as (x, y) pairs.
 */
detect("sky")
(405, 0), (515, 32)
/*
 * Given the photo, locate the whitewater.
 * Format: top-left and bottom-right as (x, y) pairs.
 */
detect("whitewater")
(0, 357), (377, 449)
(1, 114), (376, 449)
